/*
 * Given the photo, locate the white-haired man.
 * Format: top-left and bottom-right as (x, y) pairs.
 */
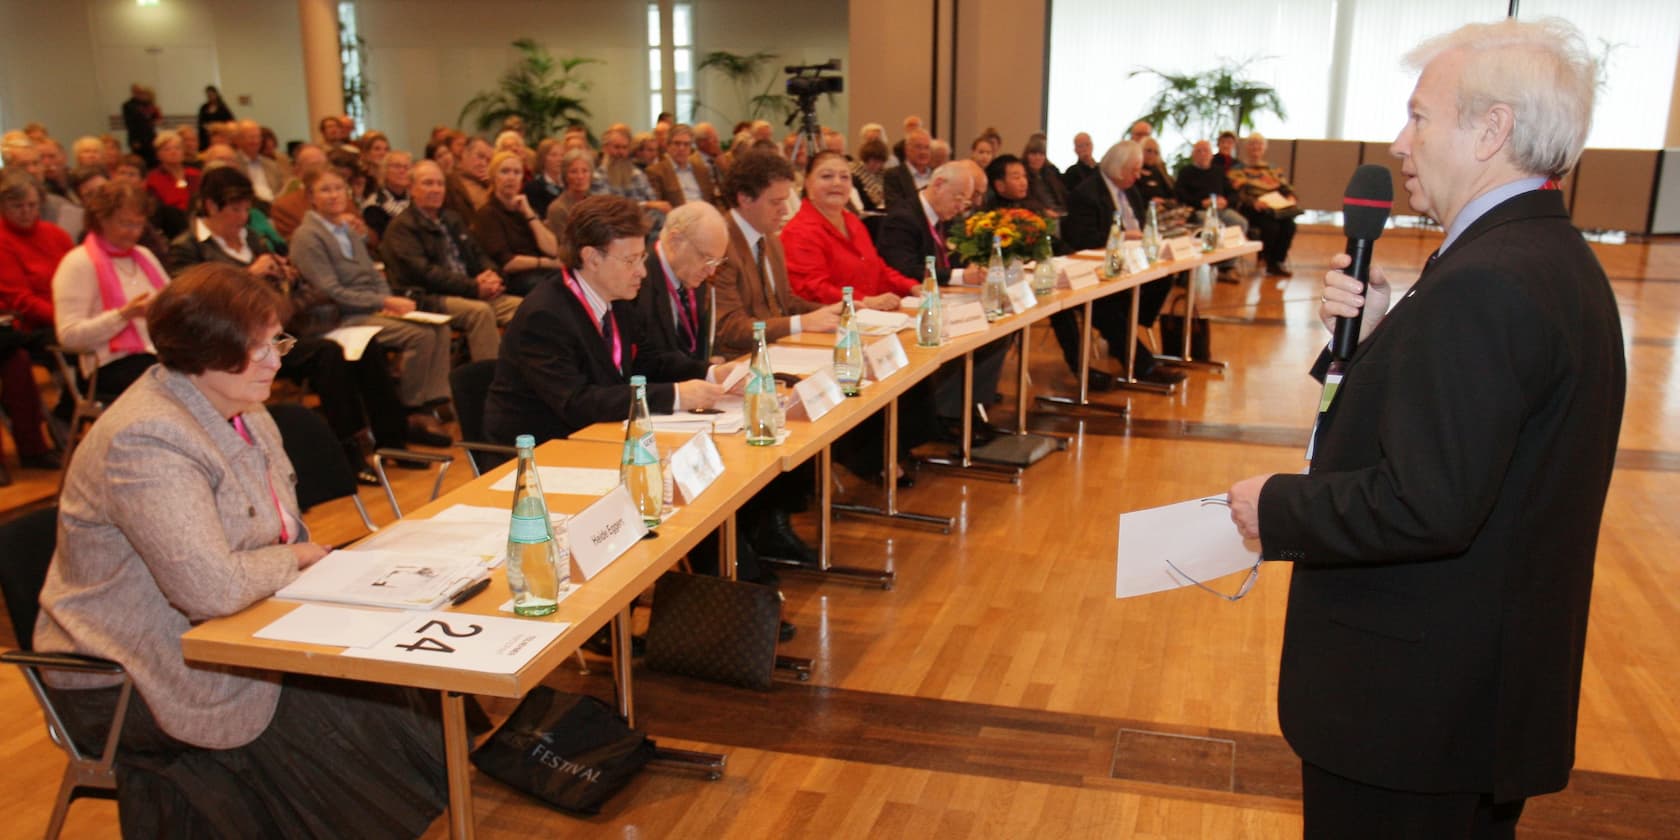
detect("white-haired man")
(1228, 18), (1623, 834)
(882, 129), (933, 209)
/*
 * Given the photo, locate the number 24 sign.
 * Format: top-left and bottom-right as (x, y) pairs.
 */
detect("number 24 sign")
(343, 612), (570, 675)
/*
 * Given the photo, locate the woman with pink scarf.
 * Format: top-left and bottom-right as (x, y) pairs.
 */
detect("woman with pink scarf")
(52, 181), (169, 400)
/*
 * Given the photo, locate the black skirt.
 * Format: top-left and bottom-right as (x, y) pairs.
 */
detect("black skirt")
(52, 673), (463, 839)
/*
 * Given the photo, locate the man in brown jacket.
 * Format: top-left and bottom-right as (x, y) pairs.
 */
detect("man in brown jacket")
(643, 124), (718, 208)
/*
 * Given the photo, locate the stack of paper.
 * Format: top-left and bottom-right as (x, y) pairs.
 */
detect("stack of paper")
(768, 345), (834, 376)
(855, 309), (912, 336)
(276, 549), (487, 610)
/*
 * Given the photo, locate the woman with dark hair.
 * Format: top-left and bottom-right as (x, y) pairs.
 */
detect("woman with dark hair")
(849, 138), (890, 213)
(782, 150), (915, 308)
(51, 180), (169, 401)
(196, 85), (235, 149)
(523, 137), (565, 219)
(35, 262), (459, 836)
(1021, 132), (1067, 216)
(541, 147), (603, 251)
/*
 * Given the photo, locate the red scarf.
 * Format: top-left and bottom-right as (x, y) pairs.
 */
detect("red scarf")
(85, 233), (167, 355)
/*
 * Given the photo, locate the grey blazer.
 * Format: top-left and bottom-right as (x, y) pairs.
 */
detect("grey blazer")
(35, 365), (306, 749)
(290, 210), (391, 318)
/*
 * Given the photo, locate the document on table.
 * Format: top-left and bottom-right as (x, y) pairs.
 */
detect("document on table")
(648, 394), (744, 434)
(855, 309), (912, 335)
(1115, 496), (1261, 599)
(255, 604), (413, 647)
(276, 549), (488, 610)
(490, 466), (621, 496)
(768, 345), (835, 376)
(320, 324), (384, 361)
(340, 612), (571, 674)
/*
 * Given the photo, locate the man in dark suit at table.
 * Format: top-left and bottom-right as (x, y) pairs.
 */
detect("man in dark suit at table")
(1227, 18), (1624, 836)
(882, 129), (934, 210)
(483, 195), (733, 446)
(635, 201), (816, 609)
(709, 150), (840, 357)
(1054, 140), (1184, 387)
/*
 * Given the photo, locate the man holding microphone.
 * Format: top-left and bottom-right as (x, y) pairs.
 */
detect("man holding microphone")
(1227, 18), (1625, 836)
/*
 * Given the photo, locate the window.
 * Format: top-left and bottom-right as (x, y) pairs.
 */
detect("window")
(648, 2), (695, 126)
(338, 1), (367, 135)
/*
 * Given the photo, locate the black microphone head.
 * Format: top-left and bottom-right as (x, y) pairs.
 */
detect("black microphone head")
(1343, 164), (1393, 240)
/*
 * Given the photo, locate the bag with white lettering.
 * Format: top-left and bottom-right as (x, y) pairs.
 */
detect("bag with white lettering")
(470, 687), (657, 815)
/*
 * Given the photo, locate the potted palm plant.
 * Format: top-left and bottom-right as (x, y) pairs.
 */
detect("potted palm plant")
(1132, 58), (1286, 156)
(458, 38), (600, 142)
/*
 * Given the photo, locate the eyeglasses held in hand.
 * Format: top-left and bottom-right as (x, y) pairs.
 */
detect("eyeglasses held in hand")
(1161, 497), (1264, 601)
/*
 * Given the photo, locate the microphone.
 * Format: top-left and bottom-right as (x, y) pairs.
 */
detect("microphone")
(1331, 165), (1394, 361)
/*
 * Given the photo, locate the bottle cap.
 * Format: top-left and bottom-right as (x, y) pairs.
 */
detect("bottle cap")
(753, 320), (766, 331)
(629, 374), (646, 387)
(515, 434), (535, 449)
(842, 286), (853, 296)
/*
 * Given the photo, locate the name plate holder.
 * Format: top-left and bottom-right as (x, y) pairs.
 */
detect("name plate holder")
(1220, 226), (1246, 248)
(668, 431), (724, 505)
(1062, 261), (1100, 290)
(1005, 279), (1037, 315)
(1123, 243), (1151, 275)
(565, 484), (648, 581)
(788, 368), (845, 421)
(863, 334), (909, 381)
(944, 300), (989, 337)
(1159, 235), (1198, 262)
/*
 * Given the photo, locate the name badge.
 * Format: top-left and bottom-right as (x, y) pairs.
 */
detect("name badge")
(1220, 225), (1246, 247)
(668, 431), (725, 504)
(863, 334), (909, 381)
(790, 368), (845, 421)
(944, 300), (988, 337)
(1006, 279), (1037, 314)
(1160, 235), (1198, 262)
(1062, 262), (1100, 290)
(1123, 243), (1151, 275)
(565, 484), (647, 581)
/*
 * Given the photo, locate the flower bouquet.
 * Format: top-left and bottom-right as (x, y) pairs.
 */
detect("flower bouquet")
(947, 208), (1052, 265)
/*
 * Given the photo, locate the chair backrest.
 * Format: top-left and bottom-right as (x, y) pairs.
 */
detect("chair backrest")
(0, 504), (59, 651)
(449, 360), (510, 472)
(266, 403), (356, 511)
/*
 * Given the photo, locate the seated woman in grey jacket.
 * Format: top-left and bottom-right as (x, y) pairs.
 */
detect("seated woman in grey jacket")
(34, 263), (458, 837)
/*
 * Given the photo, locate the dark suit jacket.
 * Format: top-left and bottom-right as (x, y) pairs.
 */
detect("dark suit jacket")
(483, 278), (707, 445)
(707, 212), (821, 357)
(380, 206), (494, 302)
(1258, 188), (1625, 799)
(634, 248), (709, 362)
(875, 199), (951, 285)
(881, 164), (922, 209)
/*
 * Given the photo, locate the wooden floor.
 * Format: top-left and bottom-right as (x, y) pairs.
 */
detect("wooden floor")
(3, 226), (1678, 838)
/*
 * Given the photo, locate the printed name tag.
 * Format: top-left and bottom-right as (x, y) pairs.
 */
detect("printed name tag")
(1160, 236), (1198, 262)
(944, 300), (988, 337)
(1062, 262), (1100, 290)
(791, 368), (845, 421)
(863, 334), (909, 381)
(669, 431), (724, 504)
(1006, 279), (1037, 314)
(1123, 243), (1151, 275)
(1220, 226), (1246, 247)
(565, 485), (647, 581)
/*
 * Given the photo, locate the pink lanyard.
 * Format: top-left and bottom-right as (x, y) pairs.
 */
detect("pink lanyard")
(563, 269), (623, 370)
(231, 414), (290, 544)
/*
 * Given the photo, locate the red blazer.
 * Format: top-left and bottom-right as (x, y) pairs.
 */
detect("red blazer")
(144, 167), (202, 212)
(0, 218), (73, 331)
(781, 202), (916, 304)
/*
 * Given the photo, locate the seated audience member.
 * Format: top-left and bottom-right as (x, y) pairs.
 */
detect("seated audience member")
(70, 136), (105, 171)
(445, 136), (494, 220)
(467, 152), (563, 296)
(524, 138), (566, 219)
(631, 132), (660, 170)
(1227, 132), (1297, 276)
(1128, 120), (1153, 143)
(38, 138), (72, 200)
(288, 168), (455, 426)
(175, 126), (202, 168)
(692, 121), (726, 179)
(882, 129), (934, 209)
(929, 138), (952, 169)
(598, 127), (672, 222)
(425, 139), (455, 176)
(36, 263), (459, 836)
(708, 150), (841, 356)
(1054, 140), (1184, 386)
(265, 144), (327, 240)
(1134, 137), (1177, 208)
(233, 119), (284, 206)
(1062, 132), (1098, 192)
(1, 169), (73, 339)
(144, 133), (200, 238)
(377, 160), (521, 352)
(858, 122), (895, 168)
(891, 115), (923, 166)
(542, 148), (603, 250)
(1212, 130), (1238, 169)
(357, 130), (390, 171)
(850, 139), (891, 213)
(968, 136), (997, 171)
(821, 127), (845, 156)
(1022, 133), (1068, 216)
(168, 167), (435, 472)
(483, 194), (733, 445)
(361, 149), (413, 238)
(52, 181), (170, 399)
(1174, 139), (1248, 280)
(644, 124), (717, 208)
(783, 150), (917, 307)
(984, 154), (1049, 214)
(3, 138), (81, 238)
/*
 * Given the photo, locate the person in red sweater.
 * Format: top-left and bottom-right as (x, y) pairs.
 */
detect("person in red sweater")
(142, 133), (201, 215)
(781, 150), (918, 309)
(0, 170), (72, 333)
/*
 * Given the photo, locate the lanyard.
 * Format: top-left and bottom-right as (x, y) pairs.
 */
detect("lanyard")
(667, 272), (699, 353)
(563, 269), (623, 370)
(231, 414), (291, 544)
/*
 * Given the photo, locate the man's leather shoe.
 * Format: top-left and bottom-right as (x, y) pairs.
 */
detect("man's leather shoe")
(753, 509), (818, 566)
(1265, 261), (1293, 277)
(355, 466), (382, 487)
(1135, 366), (1188, 385)
(1086, 370), (1117, 391)
(779, 621), (796, 642)
(407, 416), (452, 447)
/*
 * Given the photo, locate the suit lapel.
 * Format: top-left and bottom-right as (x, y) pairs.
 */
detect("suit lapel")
(557, 280), (623, 382)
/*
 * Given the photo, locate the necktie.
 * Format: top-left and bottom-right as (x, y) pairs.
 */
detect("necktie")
(676, 286), (697, 353)
(599, 309), (618, 369)
(930, 220), (949, 270)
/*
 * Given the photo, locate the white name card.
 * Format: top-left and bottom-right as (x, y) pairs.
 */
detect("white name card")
(668, 431), (724, 505)
(1123, 243), (1151, 275)
(863, 334), (909, 381)
(1160, 236), (1198, 262)
(1220, 225), (1246, 247)
(949, 267), (967, 286)
(1006, 279), (1037, 315)
(565, 484), (648, 581)
(944, 300), (988, 337)
(340, 612), (570, 673)
(1061, 261), (1100, 290)
(790, 368), (845, 421)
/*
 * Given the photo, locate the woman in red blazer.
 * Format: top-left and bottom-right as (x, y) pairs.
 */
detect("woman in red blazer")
(781, 150), (917, 309)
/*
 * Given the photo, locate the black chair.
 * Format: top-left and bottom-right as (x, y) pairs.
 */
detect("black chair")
(449, 359), (516, 477)
(268, 403), (384, 534)
(0, 504), (132, 840)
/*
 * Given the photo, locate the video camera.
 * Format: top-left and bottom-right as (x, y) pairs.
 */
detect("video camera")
(785, 60), (844, 98)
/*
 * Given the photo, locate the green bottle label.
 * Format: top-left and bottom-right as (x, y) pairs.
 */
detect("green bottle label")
(624, 432), (658, 465)
(509, 512), (550, 544)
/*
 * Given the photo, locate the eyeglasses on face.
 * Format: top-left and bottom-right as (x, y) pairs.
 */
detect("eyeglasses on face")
(251, 332), (297, 364)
